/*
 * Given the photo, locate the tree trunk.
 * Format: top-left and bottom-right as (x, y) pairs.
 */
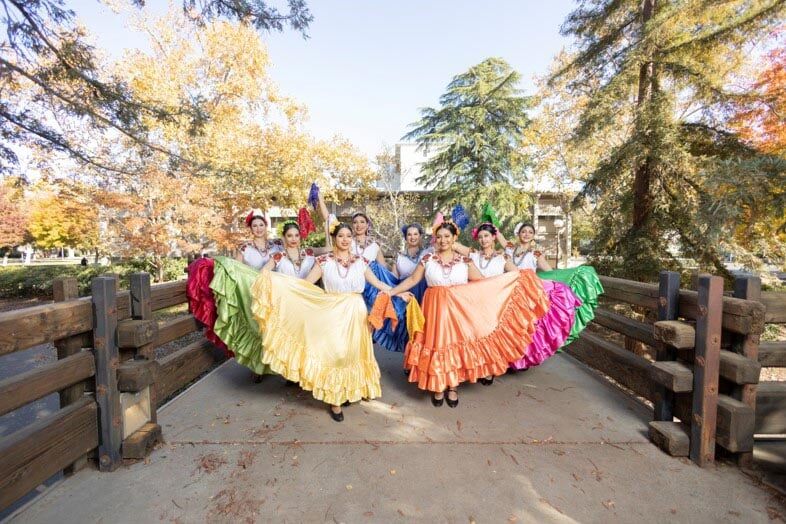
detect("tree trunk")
(633, 0), (657, 233)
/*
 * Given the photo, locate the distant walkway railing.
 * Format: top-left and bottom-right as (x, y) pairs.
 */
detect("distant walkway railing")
(0, 273), (226, 512)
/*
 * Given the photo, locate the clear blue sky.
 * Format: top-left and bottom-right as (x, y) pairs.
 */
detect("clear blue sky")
(76, 0), (576, 158)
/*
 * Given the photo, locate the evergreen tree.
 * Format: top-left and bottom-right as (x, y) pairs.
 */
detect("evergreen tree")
(554, 0), (786, 280)
(403, 57), (532, 222)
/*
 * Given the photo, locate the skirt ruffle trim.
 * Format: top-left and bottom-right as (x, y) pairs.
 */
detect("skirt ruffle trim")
(510, 280), (580, 370)
(210, 258), (272, 375)
(405, 270), (549, 392)
(251, 272), (382, 406)
(186, 258), (232, 357)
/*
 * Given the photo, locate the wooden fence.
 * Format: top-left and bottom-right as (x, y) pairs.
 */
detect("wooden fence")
(754, 287), (786, 438)
(0, 273), (226, 512)
(565, 271), (786, 467)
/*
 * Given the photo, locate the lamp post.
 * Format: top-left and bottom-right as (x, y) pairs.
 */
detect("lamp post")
(554, 218), (565, 269)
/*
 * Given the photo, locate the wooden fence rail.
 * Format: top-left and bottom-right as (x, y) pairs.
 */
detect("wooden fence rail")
(0, 272), (224, 513)
(568, 271), (768, 466)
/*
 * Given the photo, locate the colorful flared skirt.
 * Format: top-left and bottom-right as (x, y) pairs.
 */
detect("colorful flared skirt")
(405, 270), (549, 392)
(509, 279), (581, 370)
(186, 257), (231, 357)
(251, 271), (381, 406)
(363, 261), (412, 352)
(538, 265), (604, 346)
(210, 256), (272, 375)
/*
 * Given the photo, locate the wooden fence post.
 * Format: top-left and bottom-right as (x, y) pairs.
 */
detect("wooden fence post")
(130, 272), (151, 321)
(129, 273), (154, 360)
(691, 275), (723, 466)
(53, 277), (89, 474)
(732, 274), (762, 468)
(92, 276), (122, 472)
(654, 271), (680, 421)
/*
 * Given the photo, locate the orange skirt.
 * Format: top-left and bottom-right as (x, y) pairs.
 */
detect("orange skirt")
(405, 270), (549, 392)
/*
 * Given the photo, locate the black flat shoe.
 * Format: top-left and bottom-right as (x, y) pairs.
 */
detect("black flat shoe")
(431, 393), (444, 407)
(285, 379), (298, 386)
(446, 390), (459, 408)
(342, 400), (351, 407)
(479, 377), (494, 386)
(252, 373), (263, 383)
(330, 409), (344, 422)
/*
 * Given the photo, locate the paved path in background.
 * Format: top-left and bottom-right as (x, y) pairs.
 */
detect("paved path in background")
(11, 352), (785, 523)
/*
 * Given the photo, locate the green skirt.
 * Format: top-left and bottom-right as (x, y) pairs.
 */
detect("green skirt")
(538, 265), (604, 347)
(210, 256), (273, 375)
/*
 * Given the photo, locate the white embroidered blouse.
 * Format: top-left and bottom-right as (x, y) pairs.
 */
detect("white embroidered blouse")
(420, 253), (470, 287)
(318, 254), (368, 293)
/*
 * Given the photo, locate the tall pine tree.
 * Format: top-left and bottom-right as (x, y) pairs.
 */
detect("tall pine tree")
(554, 0), (786, 280)
(403, 57), (532, 223)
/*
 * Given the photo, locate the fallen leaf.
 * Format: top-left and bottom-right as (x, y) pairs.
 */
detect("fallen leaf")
(364, 511), (374, 517)
(397, 509), (405, 516)
(389, 469), (396, 475)
(602, 500), (615, 510)
(346, 485), (353, 491)
(457, 420), (463, 431)
(508, 516), (518, 522)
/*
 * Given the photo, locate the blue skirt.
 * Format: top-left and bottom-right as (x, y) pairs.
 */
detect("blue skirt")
(363, 261), (426, 352)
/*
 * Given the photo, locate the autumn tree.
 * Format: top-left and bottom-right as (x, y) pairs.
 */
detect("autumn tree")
(97, 167), (219, 281)
(555, 0), (786, 279)
(0, 0), (312, 175)
(114, 13), (374, 251)
(27, 187), (99, 255)
(0, 183), (27, 251)
(726, 38), (786, 269)
(404, 57), (532, 223)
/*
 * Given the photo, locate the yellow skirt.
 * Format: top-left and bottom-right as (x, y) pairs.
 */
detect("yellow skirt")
(250, 271), (381, 406)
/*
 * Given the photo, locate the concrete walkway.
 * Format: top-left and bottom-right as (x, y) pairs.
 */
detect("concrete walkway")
(11, 351), (784, 523)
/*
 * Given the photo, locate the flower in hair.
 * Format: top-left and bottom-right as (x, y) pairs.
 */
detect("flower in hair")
(245, 208), (266, 227)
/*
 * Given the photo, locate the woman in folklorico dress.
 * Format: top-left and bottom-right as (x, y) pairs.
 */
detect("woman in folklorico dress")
(388, 221), (550, 407)
(502, 221), (604, 347)
(467, 222), (582, 375)
(313, 184), (418, 353)
(251, 222), (400, 422)
(186, 209), (283, 375)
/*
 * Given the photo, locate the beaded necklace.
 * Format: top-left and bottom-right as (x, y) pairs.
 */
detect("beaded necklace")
(353, 235), (369, 257)
(512, 245), (531, 267)
(434, 251), (462, 278)
(402, 245), (425, 264)
(249, 238), (270, 259)
(284, 246), (302, 271)
(477, 249), (497, 271)
(333, 253), (354, 279)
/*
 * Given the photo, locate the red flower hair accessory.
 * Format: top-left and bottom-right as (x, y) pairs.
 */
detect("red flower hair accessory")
(245, 208), (267, 227)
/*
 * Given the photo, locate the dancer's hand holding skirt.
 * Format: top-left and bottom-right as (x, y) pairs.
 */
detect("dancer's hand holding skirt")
(251, 270), (381, 406)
